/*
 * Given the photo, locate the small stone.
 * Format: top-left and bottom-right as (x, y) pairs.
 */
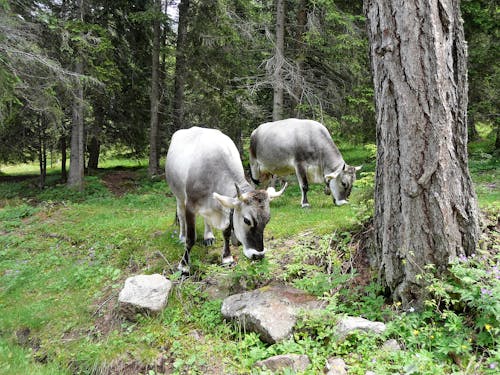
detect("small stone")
(254, 354), (310, 372)
(118, 274), (172, 320)
(335, 316), (386, 339)
(325, 357), (347, 375)
(382, 338), (401, 352)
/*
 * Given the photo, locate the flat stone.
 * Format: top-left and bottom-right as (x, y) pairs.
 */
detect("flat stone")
(221, 284), (323, 343)
(118, 274), (172, 319)
(254, 354), (310, 372)
(335, 316), (386, 339)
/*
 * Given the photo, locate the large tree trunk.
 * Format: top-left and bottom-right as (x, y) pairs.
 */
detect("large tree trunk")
(172, 0), (190, 135)
(148, 0), (162, 178)
(67, 59), (85, 190)
(365, 0), (480, 307)
(272, 0), (285, 121)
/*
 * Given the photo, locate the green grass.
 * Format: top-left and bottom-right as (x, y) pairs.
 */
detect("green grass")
(0, 138), (498, 374)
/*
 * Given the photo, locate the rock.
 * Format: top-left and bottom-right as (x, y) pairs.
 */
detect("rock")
(325, 357), (347, 375)
(118, 274), (172, 320)
(221, 284), (323, 343)
(335, 316), (386, 339)
(382, 338), (401, 352)
(254, 354), (310, 372)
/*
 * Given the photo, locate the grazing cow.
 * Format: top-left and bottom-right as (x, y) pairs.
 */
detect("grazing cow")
(165, 127), (286, 274)
(249, 118), (361, 207)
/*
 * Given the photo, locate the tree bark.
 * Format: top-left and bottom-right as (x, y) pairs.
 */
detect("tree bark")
(60, 133), (67, 183)
(148, 0), (162, 178)
(272, 0), (285, 121)
(37, 115), (47, 189)
(67, 59), (85, 190)
(67, 0), (85, 190)
(292, 0), (308, 116)
(172, 0), (190, 135)
(365, 0), (480, 307)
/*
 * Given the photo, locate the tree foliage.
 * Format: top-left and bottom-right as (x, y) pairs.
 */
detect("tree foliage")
(0, 0), (496, 172)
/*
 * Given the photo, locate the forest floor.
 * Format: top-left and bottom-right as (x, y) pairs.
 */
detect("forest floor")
(0, 138), (498, 374)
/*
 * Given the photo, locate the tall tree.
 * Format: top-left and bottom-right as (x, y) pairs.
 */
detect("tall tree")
(365, 0), (480, 307)
(272, 0), (285, 121)
(172, 0), (190, 134)
(67, 0), (85, 190)
(148, 0), (162, 177)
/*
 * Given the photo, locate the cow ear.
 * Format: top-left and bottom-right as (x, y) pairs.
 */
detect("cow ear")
(355, 165), (362, 171)
(213, 192), (241, 209)
(324, 168), (342, 182)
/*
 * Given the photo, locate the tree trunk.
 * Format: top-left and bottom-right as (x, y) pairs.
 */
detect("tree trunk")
(272, 0), (285, 121)
(87, 135), (100, 171)
(67, 0), (85, 190)
(37, 115), (47, 189)
(67, 59), (85, 190)
(292, 0), (308, 116)
(495, 119), (500, 151)
(60, 133), (67, 183)
(172, 0), (190, 135)
(365, 0), (480, 307)
(148, 0), (162, 178)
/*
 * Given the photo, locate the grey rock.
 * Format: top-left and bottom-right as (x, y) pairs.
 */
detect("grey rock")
(221, 284), (323, 343)
(254, 354), (310, 373)
(325, 357), (347, 375)
(382, 338), (401, 352)
(118, 274), (172, 319)
(335, 316), (386, 339)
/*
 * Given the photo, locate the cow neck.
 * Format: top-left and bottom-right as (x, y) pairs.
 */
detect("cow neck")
(322, 140), (345, 175)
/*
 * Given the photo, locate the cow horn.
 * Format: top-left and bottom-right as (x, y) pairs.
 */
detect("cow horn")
(235, 184), (248, 202)
(266, 182), (287, 200)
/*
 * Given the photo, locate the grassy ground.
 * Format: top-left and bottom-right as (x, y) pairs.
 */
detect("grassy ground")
(0, 136), (498, 374)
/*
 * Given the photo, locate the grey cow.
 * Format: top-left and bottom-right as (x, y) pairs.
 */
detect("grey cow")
(165, 127), (286, 274)
(249, 118), (361, 207)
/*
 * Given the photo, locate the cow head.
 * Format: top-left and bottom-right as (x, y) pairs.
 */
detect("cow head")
(213, 184), (286, 260)
(324, 164), (362, 205)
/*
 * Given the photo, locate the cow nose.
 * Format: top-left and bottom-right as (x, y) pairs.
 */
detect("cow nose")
(243, 247), (267, 260)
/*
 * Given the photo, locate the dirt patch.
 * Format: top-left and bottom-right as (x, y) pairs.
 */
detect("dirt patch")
(101, 171), (140, 196)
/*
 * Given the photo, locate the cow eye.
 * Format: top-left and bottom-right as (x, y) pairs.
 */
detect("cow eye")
(243, 217), (252, 226)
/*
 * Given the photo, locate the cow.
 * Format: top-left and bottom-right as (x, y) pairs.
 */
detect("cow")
(165, 127), (286, 275)
(249, 118), (361, 208)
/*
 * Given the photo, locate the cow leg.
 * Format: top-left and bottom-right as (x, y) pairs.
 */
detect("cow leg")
(178, 205), (196, 275)
(176, 199), (187, 243)
(295, 163), (310, 208)
(203, 219), (215, 246)
(221, 225), (234, 265)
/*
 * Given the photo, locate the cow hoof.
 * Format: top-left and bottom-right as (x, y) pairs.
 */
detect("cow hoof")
(203, 238), (215, 246)
(222, 255), (235, 266)
(301, 203), (311, 209)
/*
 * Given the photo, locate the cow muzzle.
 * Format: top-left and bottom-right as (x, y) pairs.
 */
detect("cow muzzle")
(243, 247), (267, 260)
(334, 199), (348, 206)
